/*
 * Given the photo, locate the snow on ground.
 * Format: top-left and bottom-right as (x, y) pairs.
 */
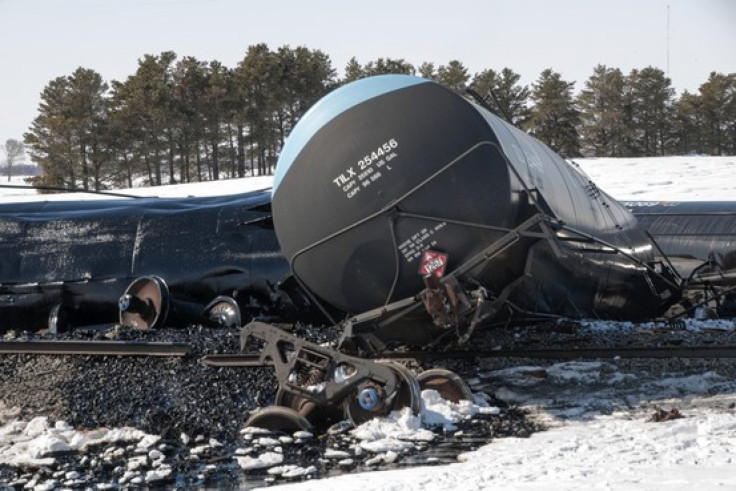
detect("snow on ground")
(575, 156), (736, 201)
(0, 173), (273, 202)
(0, 388), (501, 486)
(1, 155), (734, 203)
(0, 417), (158, 468)
(1, 156), (736, 489)
(273, 409), (736, 491)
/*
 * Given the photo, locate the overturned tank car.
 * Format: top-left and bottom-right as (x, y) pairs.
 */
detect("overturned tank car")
(241, 74), (691, 431)
(265, 74), (681, 350)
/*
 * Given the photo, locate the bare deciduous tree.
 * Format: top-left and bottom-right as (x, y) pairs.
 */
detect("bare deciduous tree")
(1, 139), (25, 181)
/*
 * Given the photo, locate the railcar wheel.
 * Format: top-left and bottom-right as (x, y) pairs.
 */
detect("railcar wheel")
(416, 368), (473, 403)
(203, 296), (241, 328)
(118, 276), (169, 330)
(244, 406), (314, 434)
(275, 389), (344, 431)
(344, 361), (421, 426)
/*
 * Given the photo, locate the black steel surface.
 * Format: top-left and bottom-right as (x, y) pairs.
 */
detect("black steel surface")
(0, 191), (292, 331)
(626, 201), (736, 278)
(271, 75), (678, 326)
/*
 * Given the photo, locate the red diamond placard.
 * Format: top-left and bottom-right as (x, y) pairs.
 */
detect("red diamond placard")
(419, 250), (448, 277)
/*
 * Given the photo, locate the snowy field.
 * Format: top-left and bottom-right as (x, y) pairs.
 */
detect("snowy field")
(0, 173), (274, 202)
(575, 156), (736, 202)
(1, 155), (736, 490)
(2, 155), (734, 203)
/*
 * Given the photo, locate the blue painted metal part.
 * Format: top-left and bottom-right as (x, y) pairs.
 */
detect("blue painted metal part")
(273, 75), (427, 192)
(357, 386), (381, 411)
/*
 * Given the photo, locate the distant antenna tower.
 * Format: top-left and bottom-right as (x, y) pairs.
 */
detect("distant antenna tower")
(666, 4), (670, 77)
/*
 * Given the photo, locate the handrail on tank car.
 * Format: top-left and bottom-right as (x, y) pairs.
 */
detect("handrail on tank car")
(340, 212), (547, 325)
(289, 141), (508, 266)
(646, 230), (682, 286)
(336, 210), (683, 352)
(337, 212), (550, 352)
(287, 141), (546, 319)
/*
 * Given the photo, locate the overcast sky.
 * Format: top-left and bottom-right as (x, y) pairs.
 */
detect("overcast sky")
(1, 0), (734, 148)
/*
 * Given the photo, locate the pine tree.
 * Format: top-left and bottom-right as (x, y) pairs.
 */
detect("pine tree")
(171, 56), (209, 182)
(494, 68), (530, 127)
(200, 61), (232, 180)
(274, 46), (335, 144)
(24, 75), (75, 190)
(470, 68), (530, 126)
(698, 72), (736, 155)
(577, 65), (625, 156)
(418, 62), (436, 80)
(363, 58), (415, 77)
(470, 68), (498, 97)
(24, 68), (109, 190)
(728, 74), (736, 155)
(67, 68), (109, 190)
(625, 67), (674, 156)
(436, 60), (469, 92)
(671, 90), (705, 155)
(343, 57), (364, 83)
(236, 44), (278, 176)
(526, 69), (580, 157)
(110, 52), (179, 185)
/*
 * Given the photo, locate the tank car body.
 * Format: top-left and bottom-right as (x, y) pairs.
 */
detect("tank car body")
(0, 190), (305, 333)
(626, 201), (736, 317)
(272, 75), (680, 347)
(626, 201), (736, 280)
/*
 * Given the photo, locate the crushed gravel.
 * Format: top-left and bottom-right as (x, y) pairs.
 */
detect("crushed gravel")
(0, 327), (274, 442)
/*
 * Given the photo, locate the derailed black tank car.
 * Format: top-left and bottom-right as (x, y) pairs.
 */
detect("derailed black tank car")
(270, 75), (682, 348)
(626, 200), (736, 317)
(0, 190), (304, 333)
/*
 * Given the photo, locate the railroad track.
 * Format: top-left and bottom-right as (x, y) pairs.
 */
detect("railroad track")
(5, 340), (736, 363)
(0, 340), (189, 357)
(200, 345), (736, 367)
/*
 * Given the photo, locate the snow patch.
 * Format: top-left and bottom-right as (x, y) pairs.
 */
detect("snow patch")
(235, 451), (284, 470)
(0, 418), (160, 467)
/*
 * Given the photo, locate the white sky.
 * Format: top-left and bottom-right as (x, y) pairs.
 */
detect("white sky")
(1, 0), (734, 148)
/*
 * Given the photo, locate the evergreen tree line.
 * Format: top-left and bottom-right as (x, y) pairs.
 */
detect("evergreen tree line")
(23, 45), (736, 192)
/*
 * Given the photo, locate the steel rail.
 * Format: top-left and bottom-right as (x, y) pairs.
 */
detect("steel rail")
(7, 341), (736, 363)
(0, 340), (190, 357)
(200, 345), (736, 367)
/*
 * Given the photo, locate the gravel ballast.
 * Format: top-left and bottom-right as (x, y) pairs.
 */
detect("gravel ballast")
(0, 324), (537, 488)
